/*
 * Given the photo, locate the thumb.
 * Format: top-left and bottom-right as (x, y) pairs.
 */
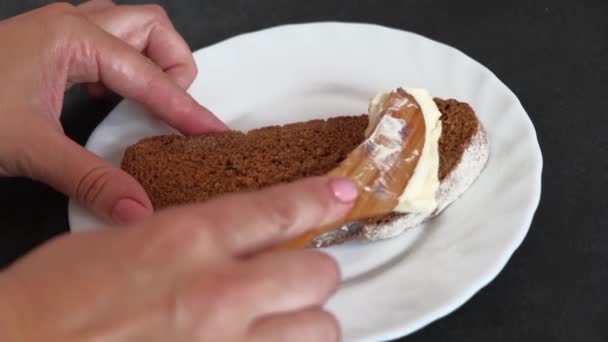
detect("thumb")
(25, 132), (153, 225)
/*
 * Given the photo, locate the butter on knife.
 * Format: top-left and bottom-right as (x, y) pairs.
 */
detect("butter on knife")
(281, 88), (426, 249)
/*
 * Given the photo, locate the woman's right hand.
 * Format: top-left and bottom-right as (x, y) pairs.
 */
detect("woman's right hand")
(0, 177), (357, 342)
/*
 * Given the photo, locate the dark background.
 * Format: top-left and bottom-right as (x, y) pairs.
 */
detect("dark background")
(1, 1), (607, 341)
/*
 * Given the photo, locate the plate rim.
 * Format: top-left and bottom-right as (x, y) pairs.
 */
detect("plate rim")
(68, 22), (543, 341)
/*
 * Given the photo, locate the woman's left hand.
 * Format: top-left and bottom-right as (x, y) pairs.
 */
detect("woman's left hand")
(0, 0), (226, 225)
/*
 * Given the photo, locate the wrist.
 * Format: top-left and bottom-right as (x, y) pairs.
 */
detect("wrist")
(0, 271), (27, 341)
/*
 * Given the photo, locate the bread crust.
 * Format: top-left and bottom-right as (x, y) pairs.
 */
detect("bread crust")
(310, 125), (489, 247)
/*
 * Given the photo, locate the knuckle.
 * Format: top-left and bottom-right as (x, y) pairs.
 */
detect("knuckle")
(169, 201), (260, 256)
(74, 166), (115, 207)
(203, 263), (267, 301)
(143, 4), (169, 20)
(11, 144), (40, 179)
(268, 178), (335, 231)
(178, 226), (215, 255)
(179, 63), (198, 87)
(257, 197), (299, 236)
(243, 269), (275, 294)
(42, 2), (78, 15)
(39, 3), (85, 45)
(151, 212), (215, 256)
(194, 270), (245, 309)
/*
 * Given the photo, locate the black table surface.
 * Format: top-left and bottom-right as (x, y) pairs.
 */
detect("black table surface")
(1, 1), (607, 341)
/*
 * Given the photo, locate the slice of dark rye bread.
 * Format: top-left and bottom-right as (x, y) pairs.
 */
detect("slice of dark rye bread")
(121, 98), (489, 247)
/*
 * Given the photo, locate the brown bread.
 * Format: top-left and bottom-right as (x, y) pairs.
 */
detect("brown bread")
(121, 98), (486, 245)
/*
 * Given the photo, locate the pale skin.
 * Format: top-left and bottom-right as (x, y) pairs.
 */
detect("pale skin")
(0, 1), (358, 341)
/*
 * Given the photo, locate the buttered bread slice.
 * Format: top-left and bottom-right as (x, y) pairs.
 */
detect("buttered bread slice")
(121, 97), (489, 247)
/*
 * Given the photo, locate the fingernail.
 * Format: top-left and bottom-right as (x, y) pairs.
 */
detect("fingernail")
(111, 198), (151, 225)
(330, 178), (358, 203)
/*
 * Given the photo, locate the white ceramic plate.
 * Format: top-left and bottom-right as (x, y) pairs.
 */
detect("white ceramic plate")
(68, 23), (542, 341)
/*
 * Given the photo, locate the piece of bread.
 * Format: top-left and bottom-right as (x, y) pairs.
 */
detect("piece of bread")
(121, 98), (489, 247)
